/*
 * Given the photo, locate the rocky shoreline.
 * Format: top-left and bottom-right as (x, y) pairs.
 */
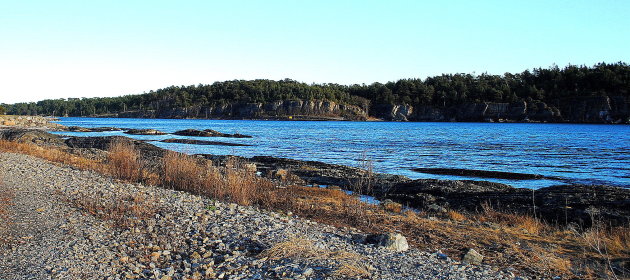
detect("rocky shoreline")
(0, 115), (66, 130)
(0, 152), (517, 279)
(227, 155), (630, 227)
(2, 127), (630, 278)
(2, 128), (628, 228)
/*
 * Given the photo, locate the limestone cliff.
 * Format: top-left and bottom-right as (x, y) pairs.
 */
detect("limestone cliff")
(116, 100), (368, 121)
(372, 96), (629, 123)
(103, 96), (629, 123)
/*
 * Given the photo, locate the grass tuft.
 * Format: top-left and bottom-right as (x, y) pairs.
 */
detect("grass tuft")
(107, 140), (142, 182)
(447, 209), (466, 222)
(2, 138), (629, 278)
(260, 236), (370, 278)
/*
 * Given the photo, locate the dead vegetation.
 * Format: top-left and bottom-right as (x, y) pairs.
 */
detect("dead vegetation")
(0, 139), (628, 278)
(65, 191), (158, 229)
(260, 236), (370, 278)
(107, 140), (142, 182)
(160, 151), (273, 206)
(0, 139), (105, 172)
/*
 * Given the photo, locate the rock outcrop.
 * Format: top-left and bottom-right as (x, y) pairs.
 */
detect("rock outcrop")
(0, 129), (65, 146)
(0, 115), (66, 130)
(173, 129), (252, 138)
(124, 129), (167, 135)
(371, 96), (630, 123)
(160, 138), (251, 146)
(372, 101), (563, 122)
(200, 153), (630, 227)
(385, 181), (630, 227)
(66, 126), (125, 132)
(64, 136), (167, 160)
(116, 100), (368, 121)
(3, 129), (628, 229)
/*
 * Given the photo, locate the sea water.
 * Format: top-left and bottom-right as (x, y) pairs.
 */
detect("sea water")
(52, 117), (630, 189)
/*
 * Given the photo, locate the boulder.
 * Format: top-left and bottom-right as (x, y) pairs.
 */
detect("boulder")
(427, 204), (447, 213)
(366, 232), (409, 252)
(462, 248), (483, 265)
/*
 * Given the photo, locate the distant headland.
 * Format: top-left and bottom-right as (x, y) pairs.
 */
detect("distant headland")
(2, 62), (629, 123)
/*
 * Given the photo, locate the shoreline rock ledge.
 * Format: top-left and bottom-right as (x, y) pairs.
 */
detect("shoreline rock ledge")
(0, 115), (66, 130)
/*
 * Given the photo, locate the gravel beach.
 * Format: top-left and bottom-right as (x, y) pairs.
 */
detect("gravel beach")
(0, 152), (519, 279)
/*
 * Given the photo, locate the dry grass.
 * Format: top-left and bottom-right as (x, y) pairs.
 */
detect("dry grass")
(260, 236), (325, 261)
(107, 140), (142, 182)
(2, 139), (629, 278)
(381, 200), (403, 213)
(576, 219), (630, 278)
(161, 151), (206, 192)
(160, 151), (273, 206)
(332, 263), (371, 279)
(260, 236), (370, 278)
(447, 210), (466, 222)
(66, 191), (158, 229)
(0, 139), (105, 172)
(581, 225), (630, 256)
(477, 202), (546, 235)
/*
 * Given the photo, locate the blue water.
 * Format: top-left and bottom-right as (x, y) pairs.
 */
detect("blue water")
(51, 117), (630, 189)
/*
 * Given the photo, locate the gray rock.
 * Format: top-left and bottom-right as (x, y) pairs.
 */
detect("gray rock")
(427, 204), (447, 213)
(366, 232), (409, 252)
(462, 248), (483, 265)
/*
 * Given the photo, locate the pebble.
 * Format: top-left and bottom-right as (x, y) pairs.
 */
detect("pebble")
(0, 152), (521, 280)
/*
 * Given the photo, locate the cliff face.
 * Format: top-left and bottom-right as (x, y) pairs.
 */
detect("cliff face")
(117, 100), (368, 121)
(109, 96), (629, 123)
(372, 96), (629, 123)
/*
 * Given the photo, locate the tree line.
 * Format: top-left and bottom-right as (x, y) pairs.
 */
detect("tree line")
(3, 62), (629, 117)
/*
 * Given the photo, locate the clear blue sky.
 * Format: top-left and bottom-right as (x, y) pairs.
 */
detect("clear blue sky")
(1, 0), (629, 103)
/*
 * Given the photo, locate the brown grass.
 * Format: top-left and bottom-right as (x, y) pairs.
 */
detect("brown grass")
(477, 202), (546, 235)
(447, 210), (466, 222)
(160, 151), (273, 206)
(1, 139), (629, 278)
(66, 191), (158, 229)
(0, 139), (105, 172)
(261, 236), (370, 278)
(107, 140), (142, 182)
(161, 151), (205, 192)
(381, 200), (403, 213)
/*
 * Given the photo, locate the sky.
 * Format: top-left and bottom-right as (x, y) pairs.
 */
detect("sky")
(1, 0), (629, 104)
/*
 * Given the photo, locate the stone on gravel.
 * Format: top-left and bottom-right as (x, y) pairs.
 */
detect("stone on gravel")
(367, 232), (409, 252)
(0, 152), (516, 280)
(462, 248), (484, 265)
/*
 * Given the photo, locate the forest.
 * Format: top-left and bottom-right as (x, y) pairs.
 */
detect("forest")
(3, 62), (629, 117)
